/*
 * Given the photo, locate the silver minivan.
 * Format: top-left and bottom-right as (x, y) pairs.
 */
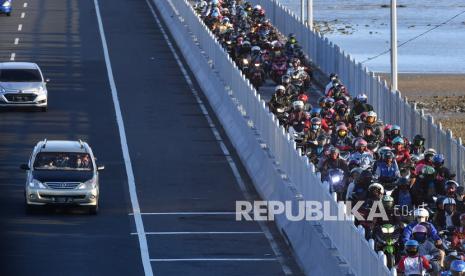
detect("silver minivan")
(0, 62), (49, 111)
(21, 140), (104, 214)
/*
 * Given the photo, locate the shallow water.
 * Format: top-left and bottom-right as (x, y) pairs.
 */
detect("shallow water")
(280, 0), (465, 73)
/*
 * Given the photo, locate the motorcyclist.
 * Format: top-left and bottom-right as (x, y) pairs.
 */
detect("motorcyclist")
(451, 214), (465, 251)
(331, 124), (352, 152)
(384, 125), (404, 146)
(281, 74), (298, 96)
(327, 82), (349, 101)
(449, 260), (465, 276)
(392, 137), (412, 167)
(284, 33), (299, 57)
(411, 224), (442, 276)
(350, 94), (373, 118)
(415, 148), (437, 176)
(357, 110), (383, 137)
(321, 108), (335, 133)
(402, 208), (442, 246)
(308, 133), (331, 164)
(334, 100), (351, 127)
(320, 147), (348, 177)
(433, 154), (454, 187)
(411, 165), (437, 205)
(434, 197), (460, 231)
(324, 73), (339, 95)
(309, 107), (321, 118)
(374, 151), (400, 184)
(392, 177), (414, 212)
(268, 85), (291, 114)
(348, 169), (373, 204)
(410, 134), (426, 155)
(398, 240), (432, 276)
(349, 138), (372, 163)
(305, 117), (324, 145)
(288, 101), (306, 131)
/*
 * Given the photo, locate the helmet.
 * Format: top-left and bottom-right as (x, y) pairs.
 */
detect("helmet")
(384, 151), (395, 160)
(282, 74), (291, 84)
(443, 197), (457, 206)
(311, 117), (322, 125)
(413, 134), (425, 146)
(390, 125), (401, 136)
(413, 208), (429, 219)
(253, 4), (262, 10)
(424, 148), (437, 156)
(336, 125), (348, 137)
(412, 224), (428, 234)
(445, 180), (459, 189)
(310, 107), (321, 117)
(222, 17), (230, 24)
(330, 147), (340, 155)
(324, 97), (335, 108)
(355, 139), (368, 148)
(251, 46), (261, 53)
(378, 146), (391, 157)
(412, 224), (428, 243)
(350, 167), (363, 176)
(329, 73), (338, 80)
(368, 183), (384, 194)
(382, 195), (394, 210)
(432, 154), (445, 166)
(212, 0), (219, 5)
(323, 108), (335, 119)
(421, 165), (436, 176)
(292, 58), (301, 67)
(450, 260), (465, 273)
(356, 94), (368, 103)
(275, 85), (285, 93)
(392, 137), (404, 145)
(366, 111), (377, 124)
(292, 100), (304, 110)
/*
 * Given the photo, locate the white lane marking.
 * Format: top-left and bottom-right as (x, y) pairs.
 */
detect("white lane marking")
(14, 38), (19, 45)
(129, 211), (239, 215)
(23, 2), (27, 8)
(18, 24), (22, 31)
(151, 258), (278, 262)
(10, 53), (15, 61)
(93, 0), (153, 275)
(145, 1), (292, 275)
(21, 12), (26, 18)
(131, 231), (263, 235)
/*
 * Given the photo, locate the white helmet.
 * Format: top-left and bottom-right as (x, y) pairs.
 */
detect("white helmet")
(251, 46), (261, 52)
(443, 198), (457, 205)
(292, 100), (304, 110)
(254, 5), (262, 10)
(275, 85), (285, 92)
(413, 208), (429, 218)
(368, 183), (384, 194)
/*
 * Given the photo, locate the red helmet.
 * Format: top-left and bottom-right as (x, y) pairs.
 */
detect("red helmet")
(298, 94), (308, 103)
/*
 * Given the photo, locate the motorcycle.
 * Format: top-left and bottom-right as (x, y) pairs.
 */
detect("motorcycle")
(275, 107), (289, 126)
(270, 60), (287, 84)
(374, 223), (401, 269)
(248, 61), (265, 89)
(288, 124), (307, 155)
(326, 168), (346, 200)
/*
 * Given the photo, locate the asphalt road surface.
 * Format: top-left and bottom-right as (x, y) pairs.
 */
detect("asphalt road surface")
(0, 0), (304, 275)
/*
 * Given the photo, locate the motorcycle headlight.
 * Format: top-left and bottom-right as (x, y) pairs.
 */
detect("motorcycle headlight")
(2, 1), (11, 7)
(331, 175), (341, 183)
(29, 179), (46, 189)
(78, 178), (96, 190)
(242, 59), (249, 65)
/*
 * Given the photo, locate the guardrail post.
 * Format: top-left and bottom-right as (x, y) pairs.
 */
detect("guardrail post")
(447, 129), (453, 168)
(427, 115), (434, 150)
(457, 137), (463, 185)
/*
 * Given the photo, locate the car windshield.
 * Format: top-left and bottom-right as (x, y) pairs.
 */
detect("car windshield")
(0, 69), (42, 82)
(33, 152), (93, 171)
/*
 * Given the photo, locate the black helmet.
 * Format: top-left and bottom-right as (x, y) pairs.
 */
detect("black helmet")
(413, 134), (425, 146)
(329, 73), (338, 80)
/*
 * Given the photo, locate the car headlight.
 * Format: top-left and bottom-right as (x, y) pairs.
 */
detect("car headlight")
(2, 1), (11, 7)
(78, 178), (96, 190)
(29, 179), (46, 189)
(0, 87), (5, 94)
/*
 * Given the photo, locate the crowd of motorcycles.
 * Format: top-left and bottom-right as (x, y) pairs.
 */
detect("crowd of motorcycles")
(194, 0), (465, 275)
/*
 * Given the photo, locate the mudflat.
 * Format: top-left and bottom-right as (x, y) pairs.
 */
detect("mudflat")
(379, 73), (465, 139)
